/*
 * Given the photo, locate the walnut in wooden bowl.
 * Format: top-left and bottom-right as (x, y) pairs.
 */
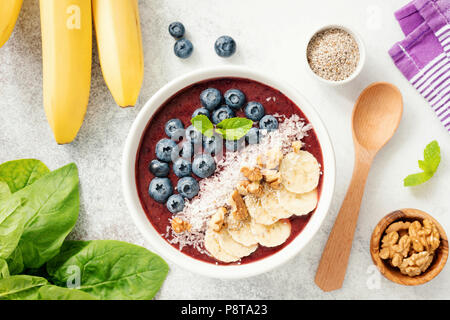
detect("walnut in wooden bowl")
(370, 208), (448, 286)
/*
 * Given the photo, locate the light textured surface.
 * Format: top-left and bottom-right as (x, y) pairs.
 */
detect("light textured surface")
(0, 0), (449, 299)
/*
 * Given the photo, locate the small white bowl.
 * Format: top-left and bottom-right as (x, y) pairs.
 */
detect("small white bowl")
(122, 66), (336, 279)
(305, 24), (366, 85)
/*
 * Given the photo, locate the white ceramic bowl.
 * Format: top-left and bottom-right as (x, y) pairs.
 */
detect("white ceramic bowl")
(122, 66), (336, 279)
(305, 24), (366, 85)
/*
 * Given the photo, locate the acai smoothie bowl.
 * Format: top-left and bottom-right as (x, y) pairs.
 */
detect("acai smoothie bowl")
(122, 67), (335, 278)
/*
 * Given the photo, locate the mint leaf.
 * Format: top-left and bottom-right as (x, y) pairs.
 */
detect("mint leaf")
(404, 172), (433, 187)
(216, 117), (253, 141)
(404, 140), (441, 187)
(423, 140), (440, 172)
(191, 115), (213, 137)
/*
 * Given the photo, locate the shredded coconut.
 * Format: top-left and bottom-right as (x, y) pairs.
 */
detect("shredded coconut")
(166, 114), (312, 252)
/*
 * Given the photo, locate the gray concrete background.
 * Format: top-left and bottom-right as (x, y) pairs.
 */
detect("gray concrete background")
(0, 0), (449, 299)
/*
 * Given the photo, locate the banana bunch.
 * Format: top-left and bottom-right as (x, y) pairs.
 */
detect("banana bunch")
(2, 0), (144, 144)
(0, 0), (23, 48)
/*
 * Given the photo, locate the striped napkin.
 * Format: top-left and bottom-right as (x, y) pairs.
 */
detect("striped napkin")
(389, 0), (450, 132)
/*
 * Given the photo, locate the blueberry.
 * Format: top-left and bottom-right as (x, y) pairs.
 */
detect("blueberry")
(225, 138), (245, 152)
(200, 88), (222, 111)
(211, 105), (235, 124)
(166, 194), (185, 214)
(168, 22), (185, 39)
(149, 159), (170, 177)
(173, 158), (192, 177)
(214, 36), (236, 58)
(259, 115), (279, 130)
(224, 89), (246, 110)
(192, 154), (216, 178)
(244, 102), (265, 121)
(165, 119), (184, 139)
(245, 127), (260, 145)
(156, 138), (179, 162)
(149, 177), (173, 203)
(203, 133), (223, 156)
(185, 125), (203, 145)
(192, 107), (210, 119)
(174, 38), (193, 59)
(175, 141), (194, 160)
(177, 177), (199, 199)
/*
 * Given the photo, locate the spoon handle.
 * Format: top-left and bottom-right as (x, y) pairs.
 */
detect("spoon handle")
(315, 152), (373, 292)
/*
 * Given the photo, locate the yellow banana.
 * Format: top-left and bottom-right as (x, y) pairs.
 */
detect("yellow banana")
(40, 0), (92, 144)
(92, 0), (144, 108)
(0, 0), (23, 48)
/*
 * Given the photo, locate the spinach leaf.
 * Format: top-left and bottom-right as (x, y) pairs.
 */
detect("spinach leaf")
(0, 163), (79, 270)
(0, 197), (27, 260)
(0, 275), (95, 300)
(6, 247), (24, 275)
(36, 285), (97, 300)
(0, 181), (11, 202)
(0, 275), (48, 300)
(0, 159), (50, 193)
(47, 240), (169, 300)
(0, 258), (9, 279)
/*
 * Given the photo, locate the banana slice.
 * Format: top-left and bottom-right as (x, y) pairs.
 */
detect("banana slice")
(216, 229), (258, 258)
(260, 186), (294, 220)
(244, 195), (279, 225)
(227, 219), (259, 246)
(204, 229), (240, 263)
(279, 186), (318, 216)
(280, 151), (320, 194)
(251, 219), (292, 247)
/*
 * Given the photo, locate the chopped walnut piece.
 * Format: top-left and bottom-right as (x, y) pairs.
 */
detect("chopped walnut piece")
(236, 180), (250, 196)
(240, 166), (262, 182)
(265, 148), (283, 169)
(230, 190), (249, 221)
(171, 217), (191, 233)
(292, 141), (303, 153)
(247, 182), (264, 197)
(399, 251), (434, 277)
(208, 207), (227, 232)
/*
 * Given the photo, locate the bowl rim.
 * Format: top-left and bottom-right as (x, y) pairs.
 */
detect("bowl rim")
(304, 23), (366, 86)
(370, 208), (449, 286)
(122, 66), (336, 279)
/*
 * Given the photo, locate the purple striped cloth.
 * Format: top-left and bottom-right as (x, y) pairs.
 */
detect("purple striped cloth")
(389, 0), (450, 132)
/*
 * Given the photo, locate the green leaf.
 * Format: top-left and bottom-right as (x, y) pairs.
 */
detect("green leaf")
(0, 197), (27, 260)
(36, 285), (97, 300)
(0, 258), (9, 279)
(0, 182), (11, 203)
(404, 172), (433, 187)
(0, 163), (79, 270)
(191, 115), (214, 137)
(423, 140), (440, 173)
(216, 117), (253, 140)
(47, 240), (169, 300)
(404, 140), (441, 187)
(0, 159), (50, 193)
(5, 247), (23, 275)
(0, 275), (94, 300)
(0, 275), (48, 300)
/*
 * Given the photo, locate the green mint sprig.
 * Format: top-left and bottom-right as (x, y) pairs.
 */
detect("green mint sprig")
(404, 140), (441, 187)
(191, 115), (253, 140)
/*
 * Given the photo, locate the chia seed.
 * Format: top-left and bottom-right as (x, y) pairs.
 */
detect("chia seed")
(307, 28), (360, 81)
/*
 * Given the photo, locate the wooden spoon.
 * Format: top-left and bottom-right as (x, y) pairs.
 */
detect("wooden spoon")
(315, 82), (403, 292)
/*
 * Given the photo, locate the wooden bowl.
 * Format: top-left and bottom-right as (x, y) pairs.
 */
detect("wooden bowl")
(370, 208), (448, 286)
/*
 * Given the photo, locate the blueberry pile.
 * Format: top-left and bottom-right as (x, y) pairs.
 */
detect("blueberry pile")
(148, 87), (279, 213)
(169, 22), (236, 58)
